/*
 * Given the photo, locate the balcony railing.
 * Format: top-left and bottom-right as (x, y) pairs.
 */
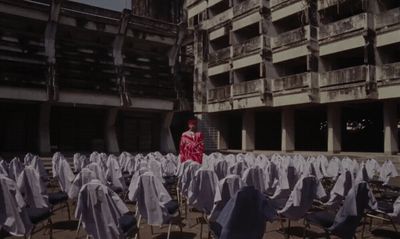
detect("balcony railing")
(232, 79), (265, 97)
(270, 0), (301, 9)
(233, 0), (266, 17)
(271, 25), (316, 50)
(319, 13), (368, 41)
(233, 35), (270, 57)
(208, 85), (231, 102)
(205, 8), (233, 29)
(375, 7), (400, 30)
(187, 0), (203, 7)
(272, 72), (318, 92)
(379, 62), (400, 83)
(209, 46), (231, 66)
(319, 65), (375, 88)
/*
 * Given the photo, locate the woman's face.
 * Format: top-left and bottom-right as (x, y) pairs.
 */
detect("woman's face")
(188, 123), (196, 131)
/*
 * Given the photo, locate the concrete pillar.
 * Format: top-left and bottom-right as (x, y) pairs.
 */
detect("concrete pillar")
(327, 105), (342, 153)
(217, 115), (228, 150)
(105, 108), (119, 154)
(281, 108), (295, 152)
(39, 103), (51, 155)
(160, 112), (177, 153)
(242, 111), (255, 151)
(384, 102), (399, 155)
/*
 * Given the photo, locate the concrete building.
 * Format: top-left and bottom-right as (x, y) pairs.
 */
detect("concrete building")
(0, 0), (193, 156)
(187, 0), (400, 155)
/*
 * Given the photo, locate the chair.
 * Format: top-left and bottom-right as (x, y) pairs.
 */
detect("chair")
(304, 181), (376, 239)
(214, 160), (229, 180)
(273, 175), (322, 238)
(209, 174), (244, 222)
(18, 166), (71, 221)
(75, 180), (137, 239)
(129, 171), (182, 239)
(242, 166), (266, 193)
(1, 174), (53, 239)
(188, 169), (221, 238)
(209, 186), (276, 239)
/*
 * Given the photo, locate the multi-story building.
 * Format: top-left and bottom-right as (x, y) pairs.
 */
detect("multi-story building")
(187, 0), (400, 155)
(0, 0), (193, 156)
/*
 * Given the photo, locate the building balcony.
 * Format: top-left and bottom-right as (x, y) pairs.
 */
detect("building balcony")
(207, 79), (272, 111)
(209, 46), (231, 66)
(233, 0), (268, 18)
(271, 72), (319, 106)
(319, 65), (377, 103)
(377, 62), (400, 99)
(187, 0), (203, 7)
(270, 0), (306, 22)
(203, 8), (233, 30)
(232, 79), (266, 97)
(319, 13), (369, 56)
(271, 25), (317, 63)
(208, 85), (231, 103)
(375, 7), (400, 47)
(233, 35), (270, 59)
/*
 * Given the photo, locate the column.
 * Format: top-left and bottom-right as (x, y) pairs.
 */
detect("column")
(384, 101), (399, 155)
(160, 112), (177, 153)
(242, 111), (255, 151)
(327, 105), (342, 153)
(39, 103), (51, 155)
(105, 108), (119, 154)
(281, 108), (295, 152)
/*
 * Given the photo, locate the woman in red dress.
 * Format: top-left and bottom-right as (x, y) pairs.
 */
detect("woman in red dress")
(179, 119), (204, 164)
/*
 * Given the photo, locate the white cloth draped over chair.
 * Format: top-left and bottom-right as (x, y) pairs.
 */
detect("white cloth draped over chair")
(75, 180), (130, 239)
(388, 196), (400, 223)
(242, 166), (266, 193)
(8, 157), (24, 181)
(86, 162), (107, 185)
(228, 161), (247, 177)
(106, 155), (126, 191)
(188, 169), (221, 215)
(214, 160), (229, 180)
(73, 153), (89, 173)
(0, 159), (8, 176)
(209, 174), (243, 221)
(380, 160), (399, 183)
(180, 162), (201, 198)
(325, 170), (353, 207)
(52, 153), (75, 193)
(278, 176), (322, 220)
(327, 156), (341, 178)
(215, 186), (276, 239)
(128, 172), (173, 226)
(26, 155), (48, 181)
(365, 158), (380, 179)
(17, 166), (49, 209)
(0, 175), (32, 237)
(68, 168), (97, 199)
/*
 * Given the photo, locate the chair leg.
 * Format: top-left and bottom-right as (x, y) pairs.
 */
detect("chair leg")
(66, 201), (71, 221)
(76, 215), (82, 238)
(200, 218), (203, 239)
(303, 220), (308, 239)
(286, 219), (291, 239)
(150, 225), (154, 235)
(48, 218), (53, 239)
(390, 219), (398, 232)
(167, 223), (172, 239)
(361, 217), (366, 239)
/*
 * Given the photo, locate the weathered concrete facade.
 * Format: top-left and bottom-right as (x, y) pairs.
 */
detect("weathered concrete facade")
(0, 0), (192, 155)
(187, 0), (400, 154)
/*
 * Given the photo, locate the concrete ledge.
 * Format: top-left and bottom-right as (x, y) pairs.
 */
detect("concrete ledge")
(0, 86), (47, 101)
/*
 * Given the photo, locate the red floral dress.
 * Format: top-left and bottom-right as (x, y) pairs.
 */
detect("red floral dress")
(179, 130), (204, 164)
